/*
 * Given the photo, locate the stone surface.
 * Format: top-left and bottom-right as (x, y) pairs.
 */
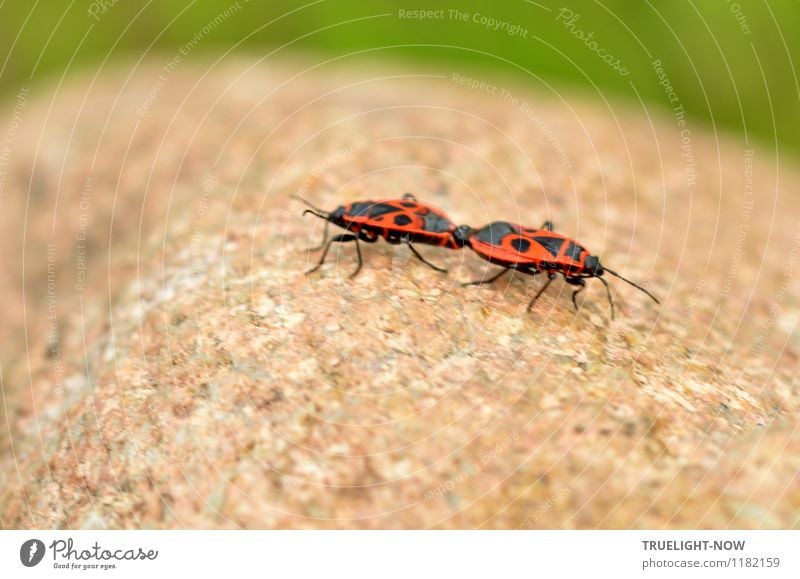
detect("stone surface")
(1, 59), (798, 529)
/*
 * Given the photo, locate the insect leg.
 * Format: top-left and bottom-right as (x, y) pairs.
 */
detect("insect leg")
(349, 235), (364, 278)
(308, 219), (330, 251)
(359, 229), (379, 243)
(462, 267), (512, 286)
(402, 192), (418, 201)
(405, 241), (448, 273)
(306, 233), (359, 275)
(597, 275), (616, 320)
(571, 286), (585, 311)
(527, 273), (557, 312)
(540, 220), (554, 231)
(564, 276), (586, 312)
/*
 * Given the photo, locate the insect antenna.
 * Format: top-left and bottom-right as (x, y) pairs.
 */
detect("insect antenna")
(291, 195), (330, 220)
(603, 267), (660, 304)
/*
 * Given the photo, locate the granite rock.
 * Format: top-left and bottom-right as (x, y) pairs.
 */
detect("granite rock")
(1, 59), (798, 529)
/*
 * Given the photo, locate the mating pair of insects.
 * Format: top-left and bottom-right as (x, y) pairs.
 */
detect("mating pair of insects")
(294, 193), (659, 319)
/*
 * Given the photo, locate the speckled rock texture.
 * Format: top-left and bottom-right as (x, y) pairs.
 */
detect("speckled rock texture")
(1, 58), (798, 529)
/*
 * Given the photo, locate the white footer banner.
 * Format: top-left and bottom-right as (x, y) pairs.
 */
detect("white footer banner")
(1, 531), (798, 578)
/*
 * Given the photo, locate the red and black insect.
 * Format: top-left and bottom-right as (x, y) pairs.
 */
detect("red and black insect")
(455, 220), (659, 318)
(294, 193), (470, 277)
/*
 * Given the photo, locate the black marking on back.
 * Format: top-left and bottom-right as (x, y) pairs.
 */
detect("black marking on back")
(367, 203), (402, 217)
(394, 214), (413, 226)
(565, 242), (583, 261)
(474, 222), (518, 245)
(348, 202), (373, 217)
(510, 237), (531, 253)
(422, 212), (454, 233)
(533, 236), (564, 257)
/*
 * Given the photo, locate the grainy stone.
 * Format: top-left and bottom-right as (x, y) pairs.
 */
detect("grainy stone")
(1, 59), (799, 529)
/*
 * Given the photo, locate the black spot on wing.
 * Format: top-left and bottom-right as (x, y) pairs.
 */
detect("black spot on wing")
(565, 242), (583, 261)
(532, 236), (564, 257)
(422, 212), (454, 233)
(394, 214), (413, 226)
(367, 203), (403, 217)
(473, 222), (518, 245)
(348, 202), (373, 217)
(510, 237), (531, 253)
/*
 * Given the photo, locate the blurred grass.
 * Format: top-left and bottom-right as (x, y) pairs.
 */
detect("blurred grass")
(1, 0), (798, 157)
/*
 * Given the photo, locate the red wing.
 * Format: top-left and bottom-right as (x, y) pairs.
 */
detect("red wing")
(470, 238), (554, 265)
(362, 199), (455, 234)
(469, 223), (571, 266)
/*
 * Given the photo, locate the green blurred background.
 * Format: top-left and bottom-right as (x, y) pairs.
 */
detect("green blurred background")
(2, 0), (798, 157)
